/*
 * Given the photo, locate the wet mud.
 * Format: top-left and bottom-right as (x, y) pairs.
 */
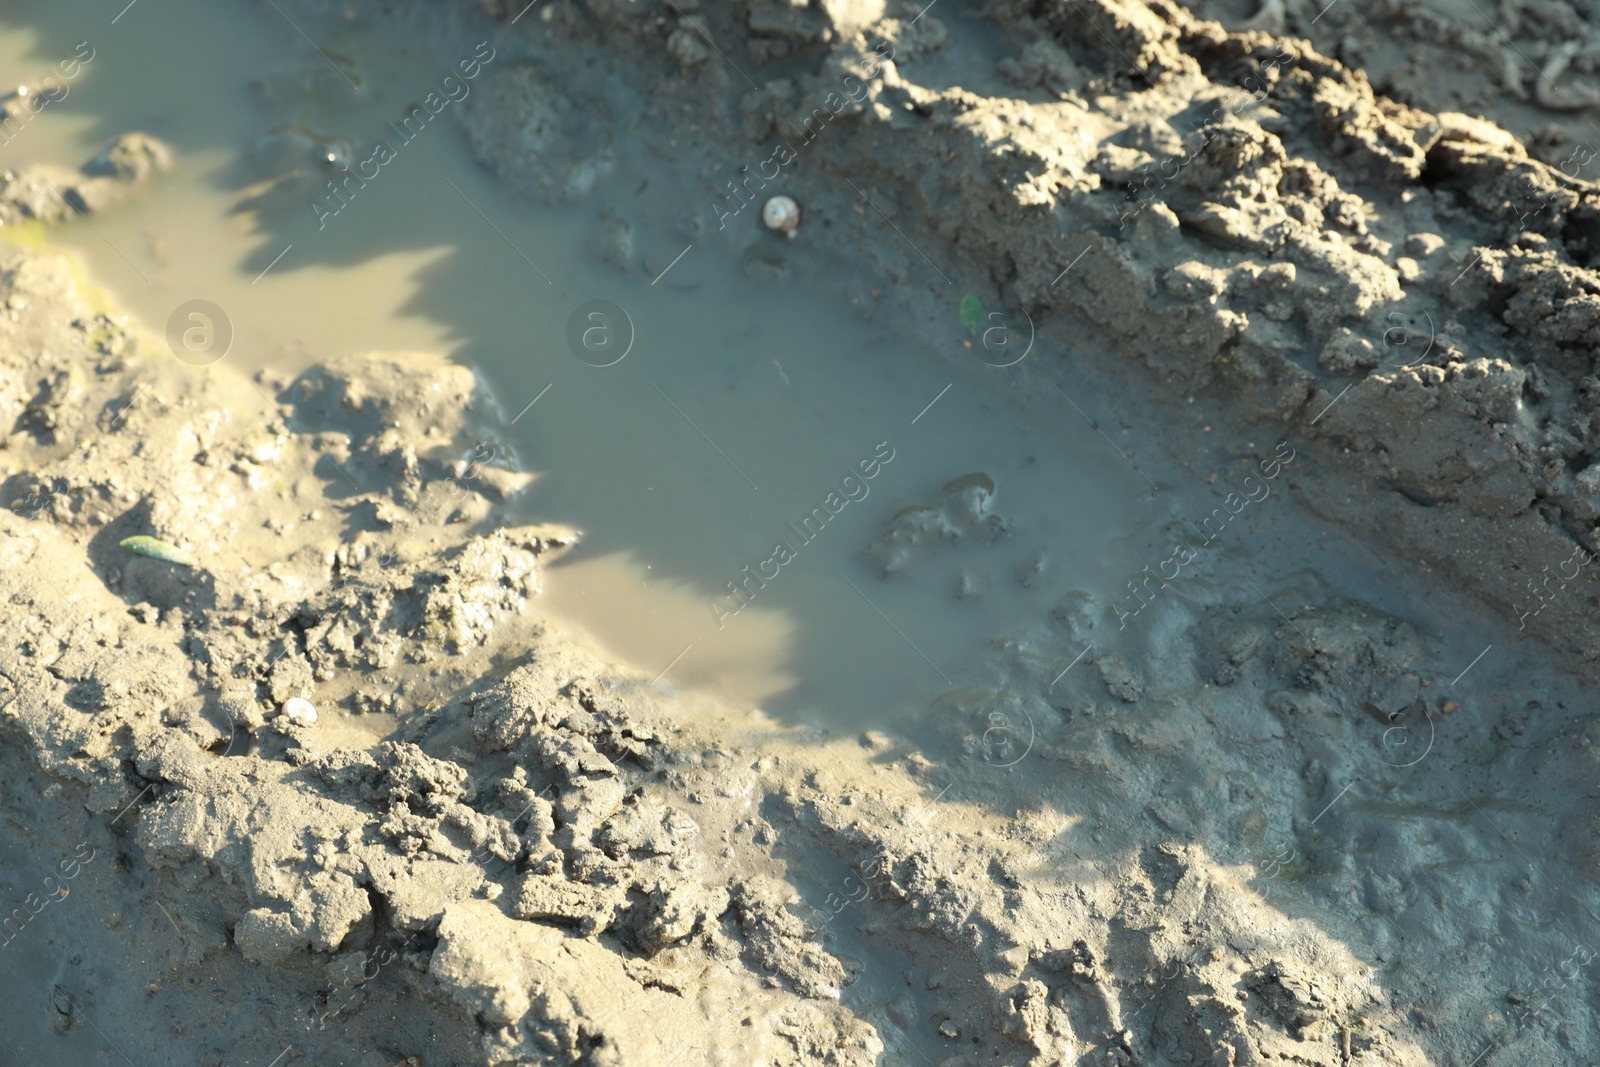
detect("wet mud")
(2, 0), (1600, 1065)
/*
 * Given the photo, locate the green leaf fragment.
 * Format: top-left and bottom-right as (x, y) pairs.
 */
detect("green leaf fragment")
(959, 293), (984, 336)
(119, 535), (198, 568)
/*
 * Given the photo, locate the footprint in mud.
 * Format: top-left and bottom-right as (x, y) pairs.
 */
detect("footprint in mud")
(862, 472), (1011, 577)
(47, 984), (74, 1032)
(462, 63), (616, 203)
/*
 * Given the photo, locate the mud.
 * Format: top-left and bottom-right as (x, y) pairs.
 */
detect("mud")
(3, 0), (1600, 1065)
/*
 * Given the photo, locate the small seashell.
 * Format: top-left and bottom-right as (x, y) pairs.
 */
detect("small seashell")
(762, 195), (802, 236)
(281, 697), (318, 724)
(119, 535), (198, 568)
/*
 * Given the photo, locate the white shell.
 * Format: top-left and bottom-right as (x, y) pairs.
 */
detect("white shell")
(762, 195), (802, 235)
(282, 697), (318, 724)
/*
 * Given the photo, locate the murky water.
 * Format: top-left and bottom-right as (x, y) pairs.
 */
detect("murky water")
(0, 0), (1149, 726)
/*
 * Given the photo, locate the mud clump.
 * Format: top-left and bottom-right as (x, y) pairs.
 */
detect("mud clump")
(0, 132), (170, 225)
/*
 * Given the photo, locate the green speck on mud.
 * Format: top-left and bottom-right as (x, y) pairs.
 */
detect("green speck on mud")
(119, 535), (198, 568)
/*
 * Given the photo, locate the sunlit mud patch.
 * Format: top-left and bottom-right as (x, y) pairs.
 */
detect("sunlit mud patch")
(542, 549), (798, 707)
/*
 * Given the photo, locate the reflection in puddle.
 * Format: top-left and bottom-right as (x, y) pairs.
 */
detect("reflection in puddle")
(542, 550), (797, 707)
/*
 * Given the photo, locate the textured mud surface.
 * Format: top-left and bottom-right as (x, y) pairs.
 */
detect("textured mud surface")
(3, 0), (1600, 1065)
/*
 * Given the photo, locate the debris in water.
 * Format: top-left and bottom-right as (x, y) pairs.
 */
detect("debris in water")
(281, 697), (318, 724)
(119, 535), (198, 568)
(960, 292), (984, 336)
(761, 195), (801, 236)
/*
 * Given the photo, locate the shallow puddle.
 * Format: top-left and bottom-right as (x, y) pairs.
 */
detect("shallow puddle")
(1, 0), (1150, 727)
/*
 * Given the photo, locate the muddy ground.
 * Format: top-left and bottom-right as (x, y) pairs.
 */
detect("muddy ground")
(3, 0), (1600, 1064)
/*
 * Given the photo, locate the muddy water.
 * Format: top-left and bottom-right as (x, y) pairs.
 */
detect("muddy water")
(0, 0), (1149, 726)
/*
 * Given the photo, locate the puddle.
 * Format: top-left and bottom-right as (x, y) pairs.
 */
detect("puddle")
(0, 0), (1149, 728)
(540, 550), (800, 708)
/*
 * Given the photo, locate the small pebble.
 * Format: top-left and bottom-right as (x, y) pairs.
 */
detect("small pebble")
(282, 697), (318, 724)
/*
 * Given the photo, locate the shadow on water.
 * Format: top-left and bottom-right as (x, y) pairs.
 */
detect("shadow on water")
(0, 0), (1150, 733)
